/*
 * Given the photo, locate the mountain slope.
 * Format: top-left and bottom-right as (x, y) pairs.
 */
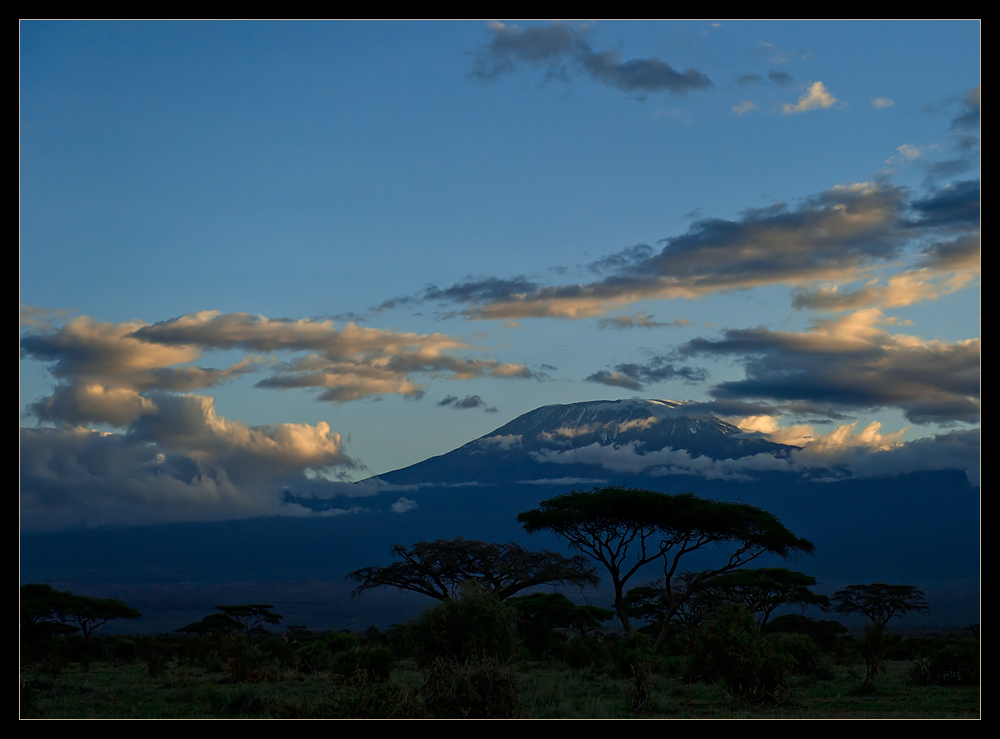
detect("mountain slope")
(375, 399), (796, 485)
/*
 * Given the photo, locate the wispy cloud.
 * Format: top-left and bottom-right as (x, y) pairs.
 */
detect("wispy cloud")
(381, 175), (978, 322)
(437, 394), (498, 413)
(586, 355), (707, 391)
(471, 21), (712, 96)
(596, 314), (690, 330)
(400, 182), (911, 319)
(767, 69), (793, 87)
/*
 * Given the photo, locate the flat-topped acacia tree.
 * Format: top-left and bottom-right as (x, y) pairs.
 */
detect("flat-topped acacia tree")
(832, 583), (929, 689)
(348, 538), (598, 602)
(517, 486), (815, 648)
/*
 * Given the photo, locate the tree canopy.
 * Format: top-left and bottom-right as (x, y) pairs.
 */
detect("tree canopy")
(347, 537), (599, 602)
(832, 584), (929, 629)
(175, 612), (244, 637)
(214, 604), (283, 641)
(699, 568), (830, 627)
(20, 584), (141, 641)
(518, 486), (815, 642)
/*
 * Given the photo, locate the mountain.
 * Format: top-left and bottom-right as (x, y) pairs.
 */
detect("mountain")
(373, 398), (795, 486)
(21, 398), (980, 631)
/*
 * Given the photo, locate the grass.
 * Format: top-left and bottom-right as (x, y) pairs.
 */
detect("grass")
(21, 658), (980, 719)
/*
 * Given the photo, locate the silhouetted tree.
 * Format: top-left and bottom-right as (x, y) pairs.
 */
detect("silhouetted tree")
(20, 584), (79, 645)
(832, 583), (929, 690)
(65, 596), (142, 639)
(347, 538), (598, 602)
(214, 604), (283, 642)
(518, 486), (814, 651)
(699, 568), (830, 627)
(176, 612), (243, 637)
(20, 584), (140, 641)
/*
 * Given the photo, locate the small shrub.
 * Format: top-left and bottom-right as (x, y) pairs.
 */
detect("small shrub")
(563, 635), (607, 670)
(332, 645), (395, 681)
(296, 640), (332, 673)
(420, 657), (521, 718)
(110, 637), (139, 663)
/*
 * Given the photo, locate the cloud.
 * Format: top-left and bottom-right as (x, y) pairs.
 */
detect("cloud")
(949, 85), (980, 150)
(472, 21), (712, 96)
(909, 179), (980, 228)
(924, 87), (980, 181)
(789, 181), (979, 312)
(20, 305), (72, 329)
(791, 248), (978, 312)
(426, 181), (911, 319)
(737, 74), (762, 85)
(586, 355), (707, 391)
(872, 97), (894, 109)
(732, 100), (756, 115)
(596, 314), (690, 330)
(478, 434), (523, 450)
(735, 415), (817, 447)
(767, 70), (793, 87)
(22, 311), (535, 419)
(390, 497), (418, 513)
(390, 174), (979, 322)
(588, 244), (654, 274)
(782, 81), (840, 114)
(916, 232), (981, 272)
(20, 395), (360, 531)
(530, 423), (978, 486)
(518, 477), (609, 486)
(681, 309), (980, 424)
(21, 315), (260, 426)
(437, 394), (498, 413)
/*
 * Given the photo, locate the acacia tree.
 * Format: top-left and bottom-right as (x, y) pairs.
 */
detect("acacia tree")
(700, 568), (830, 627)
(517, 486), (815, 651)
(20, 584), (79, 644)
(20, 584), (141, 641)
(832, 583), (929, 689)
(627, 568), (828, 639)
(214, 604), (283, 642)
(63, 595), (142, 639)
(347, 537), (598, 602)
(175, 612), (244, 637)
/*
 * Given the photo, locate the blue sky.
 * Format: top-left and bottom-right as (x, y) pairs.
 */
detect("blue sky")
(20, 21), (979, 529)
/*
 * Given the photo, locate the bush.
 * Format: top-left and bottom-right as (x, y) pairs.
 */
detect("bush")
(332, 645), (395, 681)
(411, 583), (519, 667)
(763, 614), (847, 654)
(295, 640), (332, 673)
(109, 637), (139, 663)
(909, 636), (980, 686)
(563, 635), (607, 670)
(687, 604), (792, 703)
(770, 633), (832, 679)
(420, 657), (521, 718)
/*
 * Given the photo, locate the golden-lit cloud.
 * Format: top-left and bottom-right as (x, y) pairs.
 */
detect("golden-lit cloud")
(683, 309), (980, 424)
(22, 311), (535, 424)
(782, 81), (839, 114)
